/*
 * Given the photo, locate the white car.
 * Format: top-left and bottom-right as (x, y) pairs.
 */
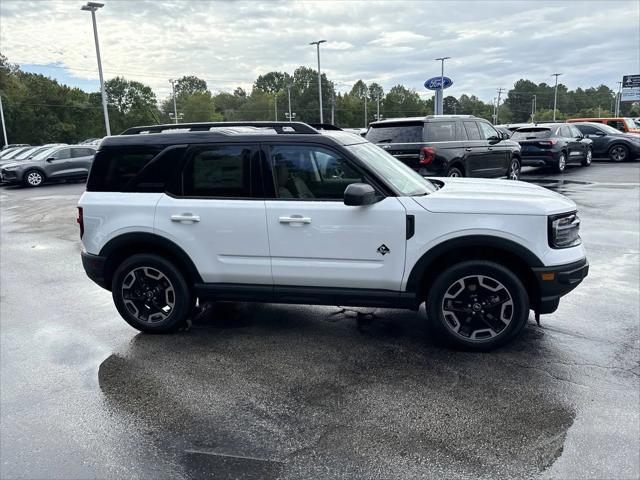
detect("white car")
(78, 122), (588, 351)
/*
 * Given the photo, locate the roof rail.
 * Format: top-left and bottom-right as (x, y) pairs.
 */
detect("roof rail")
(120, 121), (319, 135)
(307, 123), (343, 131)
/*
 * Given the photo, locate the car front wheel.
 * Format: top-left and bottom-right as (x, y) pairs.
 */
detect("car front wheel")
(23, 170), (44, 187)
(112, 254), (193, 333)
(507, 157), (521, 180)
(426, 260), (530, 351)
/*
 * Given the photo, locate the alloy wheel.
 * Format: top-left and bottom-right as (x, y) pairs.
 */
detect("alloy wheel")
(27, 172), (43, 186)
(441, 275), (514, 342)
(610, 146), (627, 162)
(558, 154), (566, 172)
(508, 160), (520, 180)
(585, 149), (592, 165)
(121, 266), (176, 323)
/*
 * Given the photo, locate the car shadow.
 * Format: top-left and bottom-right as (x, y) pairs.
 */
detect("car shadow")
(98, 302), (575, 479)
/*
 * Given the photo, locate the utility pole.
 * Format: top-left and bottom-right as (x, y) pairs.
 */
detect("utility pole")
(364, 95), (368, 128)
(495, 88), (504, 124)
(287, 85), (293, 122)
(434, 56), (450, 115)
(274, 92), (278, 121)
(81, 2), (110, 136)
(615, 81), (622, 116)
(309, 40), (327, 123)
(552, 73), (562, 121)
(376, 95), (380, 120)
(169, 79), (179, 123)
(331, 89), (335, 125)
(0, 94), (7, 146)
(598, 105), (601, 117)
(531, 94), (537, 122)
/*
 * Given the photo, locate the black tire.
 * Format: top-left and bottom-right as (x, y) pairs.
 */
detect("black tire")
(581, 148), (592, 167)
(111, 254), (193, 333)
(608, 144), (628, 162)
(507, 157), (521, 180)
(426, 260), (530, 351)
(23, 169), (45, 187)
(446, 166), (464, 177)
(554, 152), (566, 173)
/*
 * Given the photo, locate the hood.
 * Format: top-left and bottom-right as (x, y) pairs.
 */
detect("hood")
(413, 177), (576, 216)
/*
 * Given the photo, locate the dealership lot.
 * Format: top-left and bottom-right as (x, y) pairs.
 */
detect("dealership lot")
(1, 163), (638, 479)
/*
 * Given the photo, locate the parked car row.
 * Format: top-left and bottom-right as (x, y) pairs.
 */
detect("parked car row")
(0, 144), (96, 187)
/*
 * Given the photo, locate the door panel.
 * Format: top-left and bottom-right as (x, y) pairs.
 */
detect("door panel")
(265, 198), (407, 290)
(46, 148), (72, 177)
(154, 144), (272, 285)
(462, 122), (490, 177)
(478, 122), (509, 175)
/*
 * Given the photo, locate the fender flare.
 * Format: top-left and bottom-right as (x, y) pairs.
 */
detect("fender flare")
(405, 235), (543, 293)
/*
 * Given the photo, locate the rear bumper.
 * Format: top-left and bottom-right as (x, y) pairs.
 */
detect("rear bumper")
(532, 258), (589, 314)
(81, 251), (108, 290)
(520, 150), (561, 167)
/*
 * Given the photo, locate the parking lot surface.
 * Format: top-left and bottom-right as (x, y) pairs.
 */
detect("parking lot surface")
(1, 162), (639, 480)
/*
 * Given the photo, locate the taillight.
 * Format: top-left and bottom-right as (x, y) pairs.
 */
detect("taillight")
(537, 139), (557, 145)
(77, 207), (84, 238)
(419, 146), (435, 165)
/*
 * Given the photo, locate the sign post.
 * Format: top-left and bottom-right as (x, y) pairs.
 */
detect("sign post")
(424, 76), (453, 115)
(621, 74), (640, 103)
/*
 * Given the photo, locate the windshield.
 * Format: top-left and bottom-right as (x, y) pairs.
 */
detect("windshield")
(1, 147), (30, 159)
(365, 122), (424, 143)
(347, 142), (436, 196)
(12, 146), (41, 160)
(624, 118), (637, 130)
(511, 128), (552, 140)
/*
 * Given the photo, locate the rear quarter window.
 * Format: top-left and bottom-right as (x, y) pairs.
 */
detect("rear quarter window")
(365, 123), (424, 143)
(425, 121), (457, 142)
(86, 147), (162, 192)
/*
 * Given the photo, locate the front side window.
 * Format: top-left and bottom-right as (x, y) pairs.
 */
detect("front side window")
(270, 145), (365, 200)
(182, 145), (253, 198)
(569, 125), (583, 137)
(575, 125), (600, 135)
(478, 122), (499, 140)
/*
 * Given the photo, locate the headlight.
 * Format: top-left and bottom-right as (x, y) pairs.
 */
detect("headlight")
(548, 212), (581, 248)
(2, 166), (17, 171)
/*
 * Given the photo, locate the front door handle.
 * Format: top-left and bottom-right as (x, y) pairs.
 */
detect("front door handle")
(465, 147), (472, 152)
(171, 213), (200, 223)
(279, 215), (311, 224)
(488, 147), (494, 151)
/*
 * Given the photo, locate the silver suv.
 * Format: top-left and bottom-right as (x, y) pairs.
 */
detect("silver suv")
(0, 145), (96, 187)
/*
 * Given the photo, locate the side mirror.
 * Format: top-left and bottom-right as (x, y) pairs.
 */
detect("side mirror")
(500, 132), (510, 140)
(488, 135), (501, 143)
(45, 157), (55, 162)
(344, 183), (377, 206)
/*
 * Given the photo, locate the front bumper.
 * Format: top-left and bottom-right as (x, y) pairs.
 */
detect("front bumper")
(0, 169), (21, 184)
(532, 258), (589, 314)
(81, 251), (108, 289)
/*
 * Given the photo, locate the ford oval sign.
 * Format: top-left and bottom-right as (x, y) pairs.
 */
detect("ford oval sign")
(424, 76), (453, 90)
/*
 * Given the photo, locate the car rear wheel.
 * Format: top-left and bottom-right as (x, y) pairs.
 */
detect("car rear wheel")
(555, 153), (566, 173)
(581, 148), (592, 167)
(508, 157), (521, 180)
(609, 145), (628, 162)
(426, 260), (530, 351)
(112, 254), (193, 333)
(446, 166), (463, 177)
(23, 170), (44, 187)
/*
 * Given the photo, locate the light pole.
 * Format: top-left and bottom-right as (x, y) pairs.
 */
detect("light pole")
(81, 2), (111, 136)
(287, 85), (293, 122)
(552, 73), (562, 121)
(615, 81), (622, 116)
(0, 94), (7, 146)
(495, 87), (504, 124)
(531, 94), (537, 122)
(310, 40), (327, 123)
(169, 79), (179, 123)
(435, 56), (450, 115)
(376, 95), (380, 121)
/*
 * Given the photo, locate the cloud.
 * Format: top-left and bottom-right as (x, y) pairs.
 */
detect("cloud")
(0, 0), (638, 102)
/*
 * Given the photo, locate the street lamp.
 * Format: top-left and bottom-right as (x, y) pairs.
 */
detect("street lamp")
(310, 40), (327, 123)
(552, 73), (562, 121)
(81, 2), (111, 136)
(169, 79), (179, 123)
(287, 84), (293, 122)
(435, 56), (450, 115)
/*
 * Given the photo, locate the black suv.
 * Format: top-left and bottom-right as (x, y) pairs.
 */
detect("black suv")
(365, 115), (522, 179)
(511, 123), (593, 173)
(572, 122), (640, 162)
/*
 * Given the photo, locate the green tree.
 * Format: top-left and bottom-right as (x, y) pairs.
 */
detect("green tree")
(174, 75), (208, 96)
(105, 77), (160, 132)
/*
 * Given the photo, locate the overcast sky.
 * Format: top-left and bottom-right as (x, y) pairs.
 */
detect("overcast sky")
(1, 0), (638, 102)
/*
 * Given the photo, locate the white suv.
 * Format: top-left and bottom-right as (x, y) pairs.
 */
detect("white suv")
(78, 122), (588, 351)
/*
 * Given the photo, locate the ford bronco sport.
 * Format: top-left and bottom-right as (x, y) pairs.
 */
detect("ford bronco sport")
(79, 122), (588, 351)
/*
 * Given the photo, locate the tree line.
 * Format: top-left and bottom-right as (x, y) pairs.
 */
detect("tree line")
(0, 53), (637, 146)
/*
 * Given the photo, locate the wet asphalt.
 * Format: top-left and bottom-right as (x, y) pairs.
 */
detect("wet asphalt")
(0, 161), (638, 480)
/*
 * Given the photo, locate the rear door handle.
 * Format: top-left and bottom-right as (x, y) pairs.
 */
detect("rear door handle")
(279, 215), (311, 224)
(488, 147), (494, 151)
(465, 147), (472, 152)
(171, 213), (200, 223)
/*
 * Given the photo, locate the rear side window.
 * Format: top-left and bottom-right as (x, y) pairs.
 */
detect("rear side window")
(511, 128), (552, 140)
(87, 147), (161, 191)
(53, 148), (72, 160)
(182, 145), (254, 198)
(463, 122), (482, 140)
(72, 148), (95, 158)
(425, 121), (457, 142)
(575, 125), (600, 135)
(365, 123), (424, 143)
